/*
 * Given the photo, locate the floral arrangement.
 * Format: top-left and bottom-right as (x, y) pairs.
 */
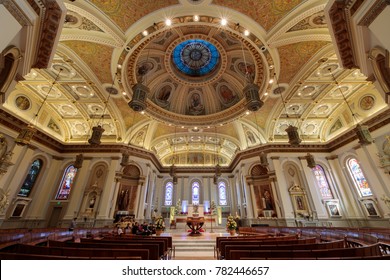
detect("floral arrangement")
(226, 215), (237, 230)
(175, 198), (181, 214)
(155, 216), (165, 230)
(210, 200), (217, 215)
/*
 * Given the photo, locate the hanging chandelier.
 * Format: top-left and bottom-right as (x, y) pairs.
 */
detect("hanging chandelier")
(260, 152), (269, 167)
(88, 73), (118, 146)
(170, 125), (178, 185)
(238, 34), (264, 112)
(15, 69), (62, 146)
(129, 51), (151, 112)
(305, 153), (316, 168)
(273, 72), (302, 146)
(329, 68), (372, 145)
(73, 153), (84, 169)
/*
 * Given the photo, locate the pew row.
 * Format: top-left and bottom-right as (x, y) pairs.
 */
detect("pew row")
(227, 243), (382, 260)
(1, 243), (150, 260)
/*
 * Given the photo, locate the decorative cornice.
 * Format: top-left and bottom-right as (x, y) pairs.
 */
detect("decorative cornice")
(358, 0), (390, 27)
(326, 155), (338, 160)
(33, 0), (64, 68)
(327, 1), (358, 69)
(1, 107), (389, 174)
(0, 0), (32, 26)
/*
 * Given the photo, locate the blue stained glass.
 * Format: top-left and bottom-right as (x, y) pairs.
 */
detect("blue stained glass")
(218, 182), (227, 205)
(18, 159), (43, 197)
(312, 165), (333, 199)
(165, 182), (173, 206)
(172, 39), (220, 76)
(347, 158), (372, 197)
(192, 182), (200, 204)
(55, 165), (78, 200)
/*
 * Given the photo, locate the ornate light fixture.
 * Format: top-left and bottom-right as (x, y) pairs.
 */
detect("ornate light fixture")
(170, 125), (178, 185)
(129, 50), (151, 112)
(213, 126), (221, 185)
(329, 68), (372, 145)
(88, 73), (117, 146)
(274, 72), (302, 146)
(73, 153), (84, 169)
(15, 69), (62, 145)
(239, 32), (264, 112)
(305, 153), (316, 168)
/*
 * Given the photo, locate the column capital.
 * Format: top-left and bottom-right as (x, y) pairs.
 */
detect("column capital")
(326, 155), (338, 160)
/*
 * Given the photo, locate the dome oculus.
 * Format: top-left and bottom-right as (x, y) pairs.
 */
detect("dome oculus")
(172, 39), (219, 76)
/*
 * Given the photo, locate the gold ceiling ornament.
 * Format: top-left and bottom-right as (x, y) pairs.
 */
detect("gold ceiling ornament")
(15, 69), (62, 146)
(329, 68), (372, 145)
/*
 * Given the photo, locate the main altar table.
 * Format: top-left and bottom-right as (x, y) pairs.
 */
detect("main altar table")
(186, 216), (205, 235)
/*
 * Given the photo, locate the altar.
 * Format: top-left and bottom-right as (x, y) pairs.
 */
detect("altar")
(186, 216), (205, 235)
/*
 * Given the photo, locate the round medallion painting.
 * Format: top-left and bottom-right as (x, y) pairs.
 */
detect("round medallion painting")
(15, 96), (31, 110)
(359, 95), (375, 110)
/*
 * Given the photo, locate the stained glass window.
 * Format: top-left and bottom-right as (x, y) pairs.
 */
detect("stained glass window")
(55, 165), (78, 200)
(192, 181), (200, 205)
(165, 182), (173, 206)
(218, 182), (227, 205)
(172, 39), (220, 76)
(312, 165), (333, 199)
(17, 159), (43, 197)
(347, 158), (372, 197)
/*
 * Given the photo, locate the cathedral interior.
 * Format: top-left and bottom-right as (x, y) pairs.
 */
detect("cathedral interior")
(0, 0), (390, 230)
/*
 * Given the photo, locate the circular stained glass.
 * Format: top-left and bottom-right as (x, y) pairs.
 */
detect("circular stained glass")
(172, 39), (219, 76)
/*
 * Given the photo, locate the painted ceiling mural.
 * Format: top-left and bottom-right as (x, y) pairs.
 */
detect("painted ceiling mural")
(3, 0), (389, 167)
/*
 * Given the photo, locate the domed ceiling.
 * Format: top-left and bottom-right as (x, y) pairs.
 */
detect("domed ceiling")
(3, 0), (389, 168)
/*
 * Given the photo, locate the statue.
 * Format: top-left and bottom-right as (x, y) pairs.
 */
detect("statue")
(89, 196), (96, 208)
(0, 134), (8, 160)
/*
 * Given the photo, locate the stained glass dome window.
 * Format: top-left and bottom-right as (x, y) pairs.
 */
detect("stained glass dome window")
(172, 39), (219, 76)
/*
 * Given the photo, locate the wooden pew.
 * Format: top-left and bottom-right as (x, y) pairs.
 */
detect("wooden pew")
(0, 252), (142, 260)
(2, 243), (150, 260)
(93, 236), (172, 259)
(224, 239), (345, 260)
(48, 240), (161, 260)
(217, 236), (316, 260)
(80, 237), (168, 259)
(228, 243), (382, 260)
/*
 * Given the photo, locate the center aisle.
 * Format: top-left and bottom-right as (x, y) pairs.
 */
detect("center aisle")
(163, 228), (229, 260)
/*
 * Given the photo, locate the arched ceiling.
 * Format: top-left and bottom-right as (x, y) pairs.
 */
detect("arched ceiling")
(3, 0), (389, 167)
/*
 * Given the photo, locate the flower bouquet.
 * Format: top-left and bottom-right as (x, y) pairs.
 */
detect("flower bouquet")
(226, 215), (237, 231)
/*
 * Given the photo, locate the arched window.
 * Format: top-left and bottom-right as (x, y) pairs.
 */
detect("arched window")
(17, 159), (43, 197)
(164, 182), (173, 206)
(347, 158), (373, 197)
(55, 165), (78, 200)
(312, 165), (333, 200)
(192, 181), (200, 205)
(218, 181), (227, 205)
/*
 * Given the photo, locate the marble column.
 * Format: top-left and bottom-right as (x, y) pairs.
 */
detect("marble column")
(326, 155), (361, 218)
(298, 157), (327, 219)
(355, 145), (389, 214)
(97, 158), (121, 220)
(63, 158), (92, 220)
(271, 157), (294, 219)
